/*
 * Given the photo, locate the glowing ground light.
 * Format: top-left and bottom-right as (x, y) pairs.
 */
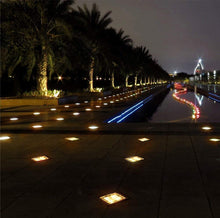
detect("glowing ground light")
(110, 101), (114, 103)
(100, 193), (126, 205)
(75, 103), (80, 105)
(32, 125), (42, 129)
(56, 117), (64, 121)
(103, 103), (108, 105)
(73, 112), (80, 116)
(125, 156), (144, 163)
(84, 101), (88, 103)
(95, 105), (101, 108)
(50, 108), (56, 111)
(65, 137), (79, 141)
(88, 125), (98, 130)
(32, 155), (49, 162)
(10, 117), (18, 121)
(209, 138), (220, 142)
(202, 126), (212, 130)
(85, 108), (92, 111)
(138, 138), (150, 142)
(33, 112), (40, 115)
(0, 136), (10, 140)
(64, 105), (69, 108)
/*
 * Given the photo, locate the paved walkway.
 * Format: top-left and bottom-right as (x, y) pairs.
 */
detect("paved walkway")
(1, 88), (220, 218)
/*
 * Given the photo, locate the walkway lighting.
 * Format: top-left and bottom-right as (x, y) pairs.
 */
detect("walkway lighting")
(33, 112), (40, 115)
(50, 108), (56, 111)
(202, 126), (212, 130)
(32, 125), (42, 129)
(125, 156), (144, 163)
(0, 136), (10, 140)
(32, 155), (49, 162)
(65, 137), (79, 141)
(138, 138), (150, 142)
(56, 117), (64, 121)
(73, 112), (80, 116)
(10, 117), (18, 121)
(209, 138), (220, 142)
(88, 125), (98, 130)
(100, 193), (126, 204)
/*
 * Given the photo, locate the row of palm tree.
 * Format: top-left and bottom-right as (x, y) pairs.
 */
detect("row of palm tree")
(1, 0), (170, 95)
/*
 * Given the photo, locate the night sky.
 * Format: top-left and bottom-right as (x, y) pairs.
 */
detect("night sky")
(77, 0), (220, 74)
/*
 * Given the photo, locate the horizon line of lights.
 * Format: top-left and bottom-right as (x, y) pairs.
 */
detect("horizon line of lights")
(173, 86), (200, 119)
(107, 95), (153, 123)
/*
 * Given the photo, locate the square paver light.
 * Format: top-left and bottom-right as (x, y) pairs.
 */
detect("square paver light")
(65, 137), (79, 141)
(125, 156), (144, 163)
(138, 138), (150, 142)
(32, 156), (49, 162)
(209, 138), (220, 142)
(100, 192), (126, 204)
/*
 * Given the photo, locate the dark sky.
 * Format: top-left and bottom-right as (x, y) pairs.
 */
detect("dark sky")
(76, 0), (220, 74)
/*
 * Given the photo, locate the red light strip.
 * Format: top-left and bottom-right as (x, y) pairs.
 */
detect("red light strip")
(173, 84), (200, 119)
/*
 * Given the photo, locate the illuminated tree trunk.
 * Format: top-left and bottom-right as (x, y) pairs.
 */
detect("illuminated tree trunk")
(144, 77), (147, 85)
(148, 77), (150, 84)
(125, 75), (129, 87)
(89, 57), (95, 92)
(140, 77), (143, 86)
(134, 75), (137, 86)
(111, 72), (115, 88)
(37, 47), (48, 95)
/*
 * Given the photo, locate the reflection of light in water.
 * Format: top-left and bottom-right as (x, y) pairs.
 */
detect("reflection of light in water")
(195, 93), (204, 106)
(214, 85), (216, 93)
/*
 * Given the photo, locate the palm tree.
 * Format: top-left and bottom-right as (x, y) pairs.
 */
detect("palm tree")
(1, 0), (74, 95)
(75, 4), (112, 92)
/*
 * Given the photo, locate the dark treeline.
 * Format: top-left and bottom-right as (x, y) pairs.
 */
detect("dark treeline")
(1, 0), (170, 97)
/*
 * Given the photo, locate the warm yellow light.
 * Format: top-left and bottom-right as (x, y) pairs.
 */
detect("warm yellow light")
(0, 136), (10, 140)
(104, 103), (108, 105)
(10, 117), (18, 121)
(125, 156), (144, 162)
(65, 137), (79, 141)
(95, 105), (101, 108)
(202, 126), (212, 130)
(192, 114), (195, 119)
(64, 105), (69, 108)
(73, 112), (80, 116)
(75, 103), (80, 105)
(56, 117), (64, 121)
(209, 138), (220, 142)
(88, 125), (98, 130)
(32, 155), (49, 162)
(50, 108), (56, 111)
(100, 193), (126, 204)
(33, 112), (40, 115)
(32, 125), (42, 129)
(138, 138), (150, 142)
(110, 101), (114, 103)
(84, 100), (88, 103)
(85, 108), (92, 111)
(58, 76), (62, 80)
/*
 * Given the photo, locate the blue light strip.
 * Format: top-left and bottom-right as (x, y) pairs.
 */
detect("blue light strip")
(209, 92), (220, 98)
(208, 96), (220, 103)
(107, 95), (153, 123)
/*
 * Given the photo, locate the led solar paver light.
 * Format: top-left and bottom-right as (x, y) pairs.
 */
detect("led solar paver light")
(32, 156), (49, 162)
(65, 137), (79, 141)
(202, 126), (212, 130)
(0, 136), (10, 140)
(73, 112), (80, 116)
(138, 138), (150, 142)
(95, 105), (101, 108)
(100, 192), (126, 204)
(32, 125), (42, 129)
(125, 156), (144, 163)
(56, 117), (64, 121)
(88, 125), (98, 130)
(33, 112), (40, 115)
(64, 105), (69, 108)
(98, 98), (102, 100)
(75, 103), (80, 105)
(84, 101), (88, 103)
(85, 108), (92, 111)
(110, 101), (114, 103)
(10, 117), (18, 121)
(50, 108), (56, 111)
(103, 103), (108, 105)
(209, 138), (220, 142)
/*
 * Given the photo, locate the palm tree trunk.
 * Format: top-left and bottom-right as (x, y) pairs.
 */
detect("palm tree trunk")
(89, 57), (95, 92)
(125, 75), (129, 87)
(148, 77), (150, 84)
(134, 75), (137, 86)
(144, 77), (147, 85)
(111, 72), (115, 88)
(37, 48), (48, 95)
(140, 77), (142, 86)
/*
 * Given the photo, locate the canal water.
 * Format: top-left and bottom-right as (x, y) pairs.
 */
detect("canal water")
(126, 88), (220, 123)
